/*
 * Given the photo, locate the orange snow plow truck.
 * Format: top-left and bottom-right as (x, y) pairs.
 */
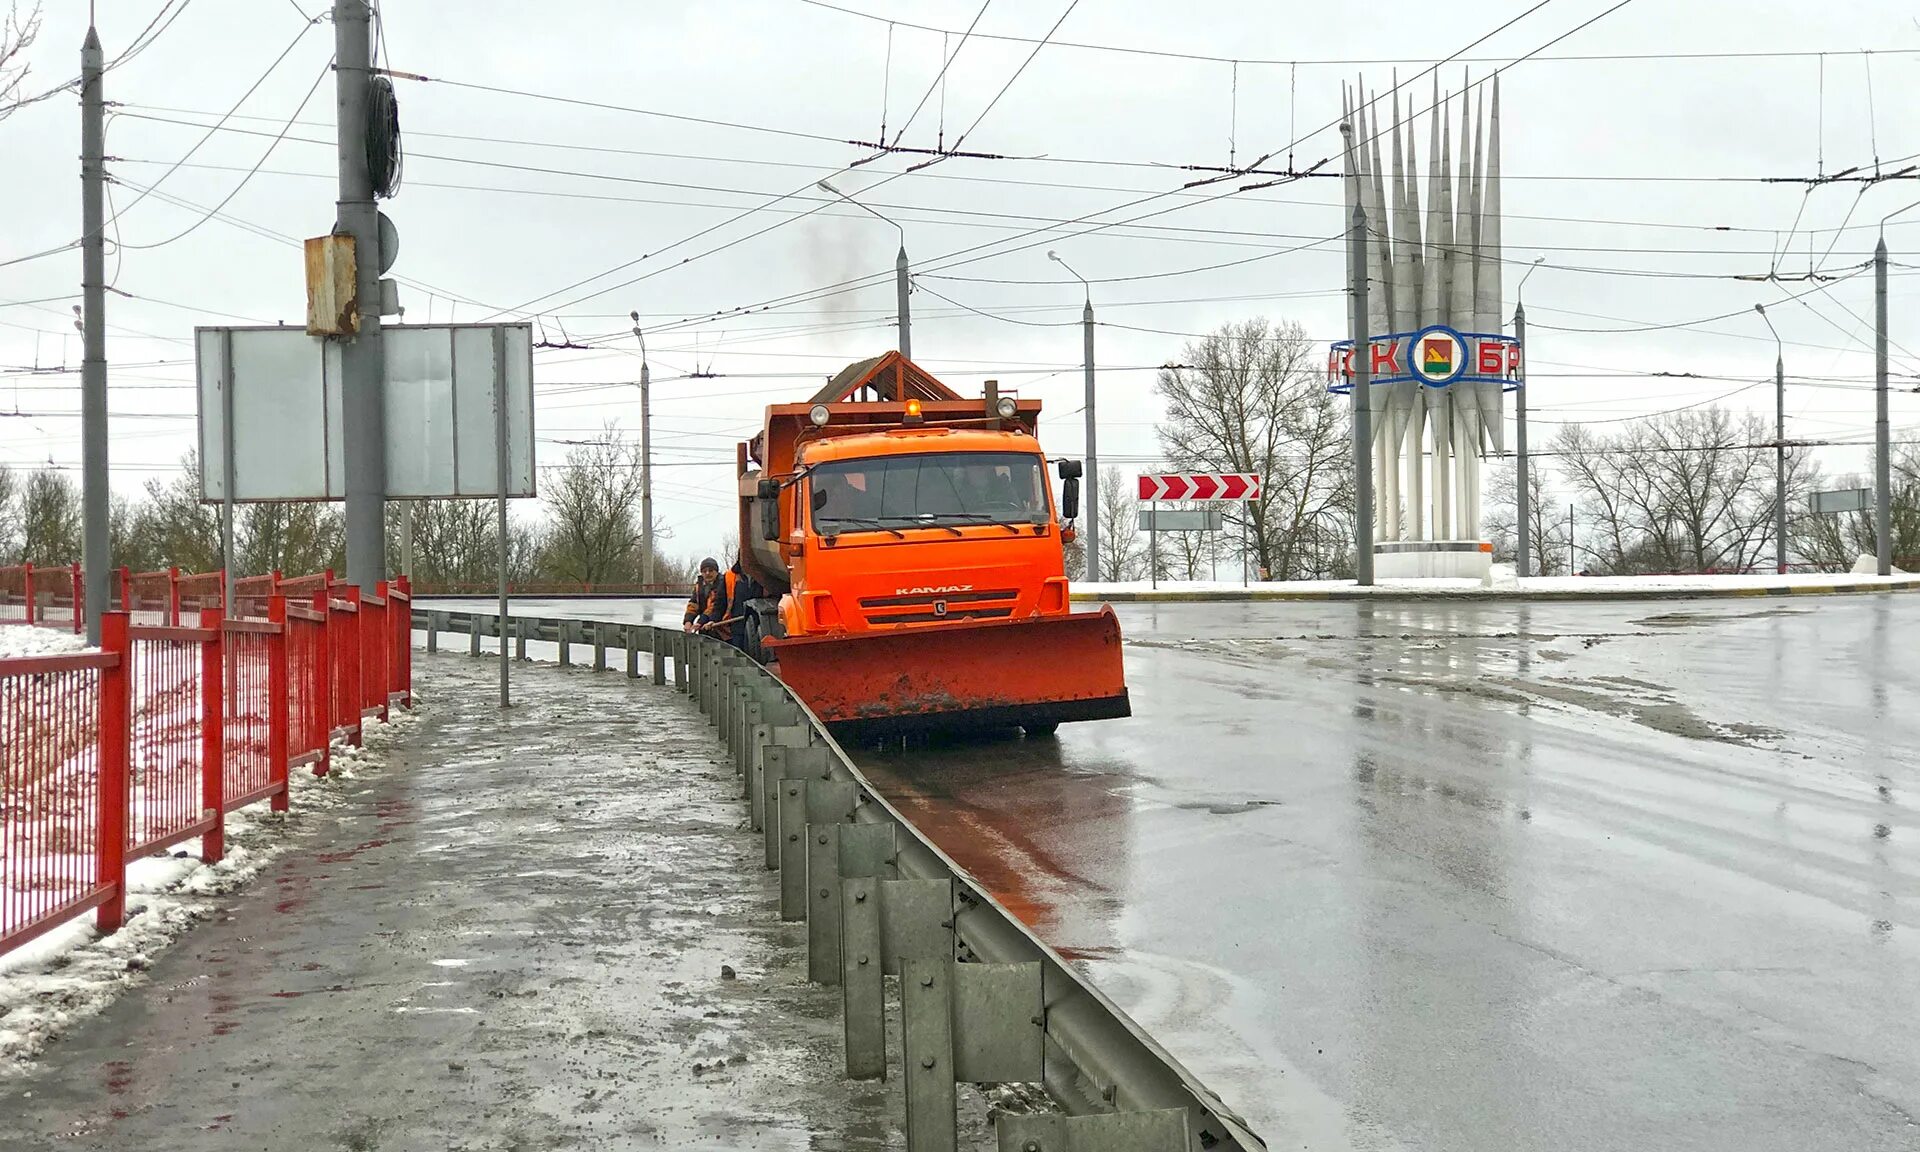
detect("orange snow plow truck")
(731, 351), (1129, 736)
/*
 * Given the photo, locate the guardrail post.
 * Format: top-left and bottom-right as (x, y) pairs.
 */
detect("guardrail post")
(625, 626), (640, 678)
(96, 611), (131, 933)
(902, 958), (959, 1152)
(69, 562), (82, 633)
(592, 623), (608, 672)
(558, 619), (574, 667)
(752, 726), (809, 835)
(117, 566), (131, 614)
(841, 876), (885, 1080)
(21, 562), (33, 625)
(267, 595), (290, 812)
(470, 612), (484, 656)
(805, 779), (857, 984)
(778, 777), (807, 920)
(515, 617), (529, 662)
(651, 629), (667, 685)
(199, 607), (226, 863)
(839, 822), (897, 1080)
(167, 565), (180, 625)
(425, 610), (441, 653)
(673, 631), (687, 692)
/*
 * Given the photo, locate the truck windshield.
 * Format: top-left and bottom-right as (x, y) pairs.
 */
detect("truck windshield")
(809, 451), (1048, 534)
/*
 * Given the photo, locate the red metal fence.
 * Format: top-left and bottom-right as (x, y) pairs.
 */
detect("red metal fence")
(0, 572), (413, 960)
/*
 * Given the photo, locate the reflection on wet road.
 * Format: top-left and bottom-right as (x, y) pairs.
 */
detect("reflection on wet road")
(855, 597), (1920, 1152)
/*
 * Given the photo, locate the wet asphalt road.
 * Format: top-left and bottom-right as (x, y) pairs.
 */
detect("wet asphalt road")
(848, 595), (1920, 1152)
(426, 594), (1920, 1151)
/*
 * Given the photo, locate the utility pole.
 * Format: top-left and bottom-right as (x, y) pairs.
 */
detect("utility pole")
(1568, 502), (1575, 575)
(1875, 238), (1892, 576)
(1514, 258), (1544, 580)
(1049, 251), (1097, 582)
(896, 245), (912, 361)
(1756, 304), (1786, 575)
(336, 0), (386, 591)
(1348, 200), (1375, 586)
(79, 25), (109, 644)
(631, 315), (654, 586)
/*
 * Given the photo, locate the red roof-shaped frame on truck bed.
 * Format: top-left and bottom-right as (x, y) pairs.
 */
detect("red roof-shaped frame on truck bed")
(810, 351), (964, 404)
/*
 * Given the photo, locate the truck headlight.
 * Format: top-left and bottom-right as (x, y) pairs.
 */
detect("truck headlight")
(808, 404), (831, 427)
(995, 396), (1018, 419)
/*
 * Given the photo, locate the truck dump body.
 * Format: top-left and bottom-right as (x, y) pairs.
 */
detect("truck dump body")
(736, 351), (1129, 736)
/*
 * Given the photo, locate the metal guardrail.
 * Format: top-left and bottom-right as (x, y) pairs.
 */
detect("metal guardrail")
(413, 607), (1262, 1152)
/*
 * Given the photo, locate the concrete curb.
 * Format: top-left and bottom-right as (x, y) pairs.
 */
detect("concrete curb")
(1073, 579), (1920, 604)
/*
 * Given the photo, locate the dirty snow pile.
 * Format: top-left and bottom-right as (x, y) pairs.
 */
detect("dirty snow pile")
(0, 697), (421, 1069)
(0, 626), (88, 659)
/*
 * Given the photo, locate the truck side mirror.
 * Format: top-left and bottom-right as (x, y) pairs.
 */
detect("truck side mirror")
(1057, 459), (1083, 480)
(1061, 475), (1080, 521)
(757, 478), (781, 542)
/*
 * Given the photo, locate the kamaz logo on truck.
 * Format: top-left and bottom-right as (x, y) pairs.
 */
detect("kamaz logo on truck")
(896, 584), (973, 595)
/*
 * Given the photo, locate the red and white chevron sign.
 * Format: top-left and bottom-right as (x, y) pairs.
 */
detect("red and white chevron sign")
(1137, 472), (1262, 501)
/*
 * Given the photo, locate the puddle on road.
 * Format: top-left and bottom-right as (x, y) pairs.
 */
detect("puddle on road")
(1490, 676), (1785, 747)
(1631, 606), (1811, 628)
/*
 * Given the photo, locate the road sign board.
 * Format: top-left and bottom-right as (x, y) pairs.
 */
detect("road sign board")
(197, 322), (536, 501)
(1137, 508), (1225, 532)
(1810, 487), (1871, 514)
(1137, 472), (1261, 502)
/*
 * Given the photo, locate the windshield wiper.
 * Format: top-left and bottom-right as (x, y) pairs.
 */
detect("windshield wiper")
(818, 516), (906, 539)
(934, 512), (1029, 535)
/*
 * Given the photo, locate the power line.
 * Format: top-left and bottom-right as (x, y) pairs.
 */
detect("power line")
(116, 103), (1920, 238)
(106, 14), (320, 224)
(792, 0), (1920, 69)
(112, 58), (334, 251)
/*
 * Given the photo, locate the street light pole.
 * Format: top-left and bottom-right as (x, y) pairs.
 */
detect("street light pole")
(818, 180), (910, 361)
(1756, 304), (1786, 575)
(80, 24), (109, 644)
(630, 314), (654, 586)
(1049, 251), (1098, 583)
(1514, 257), (1544, 580)
(1874, 200), (1918, 576)
(336, 0), (387, 592)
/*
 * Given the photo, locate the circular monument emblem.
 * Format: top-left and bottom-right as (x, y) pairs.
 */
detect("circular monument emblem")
(1410, 325), (1467, 387)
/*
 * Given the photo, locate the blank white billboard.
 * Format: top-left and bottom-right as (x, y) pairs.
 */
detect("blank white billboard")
(198, 323), (534, 501)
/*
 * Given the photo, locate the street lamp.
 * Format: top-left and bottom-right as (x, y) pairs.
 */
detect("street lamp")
(1514, 257), (1545, 577)
(629, 312), (654, 586)
(1755, 303), (1786, 575)
(817, 179), (911, 361)
(1049, 250), (1099, 583)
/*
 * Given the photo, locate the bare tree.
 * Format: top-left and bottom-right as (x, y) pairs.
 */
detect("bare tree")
(122, 454), (222, 574)
(1552, 407), (1812, 574)
(539, 424), (648, 585)
(0, 464), (21, 563)
(1156, 318), (1352, 580)
(1795, 446), (1920, 571)
(17, 468), (81, 563)
(0, 3), (43, 120)
(239, 502), (346, 577)
(1094, 466), (1150, 581)
(1485, 460), (1570, 575)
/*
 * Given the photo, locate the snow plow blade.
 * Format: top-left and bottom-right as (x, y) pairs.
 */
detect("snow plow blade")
(766, 608), (1130, 735)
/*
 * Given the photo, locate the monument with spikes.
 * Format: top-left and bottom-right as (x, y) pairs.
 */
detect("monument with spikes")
(1328, 73), (1522, 581)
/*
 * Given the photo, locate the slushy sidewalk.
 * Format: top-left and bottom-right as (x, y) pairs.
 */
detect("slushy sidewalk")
(3, 651), (990, 1151)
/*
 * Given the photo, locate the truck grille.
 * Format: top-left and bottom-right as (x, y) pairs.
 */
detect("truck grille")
(858, 588), (1019, 625)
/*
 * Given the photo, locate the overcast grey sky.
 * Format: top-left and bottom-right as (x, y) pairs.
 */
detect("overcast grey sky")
(4, 0), (1918, 556)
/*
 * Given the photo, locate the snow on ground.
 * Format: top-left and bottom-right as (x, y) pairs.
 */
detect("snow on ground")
(0, 625), (88, 659)
(0, 698), (421, 1070)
